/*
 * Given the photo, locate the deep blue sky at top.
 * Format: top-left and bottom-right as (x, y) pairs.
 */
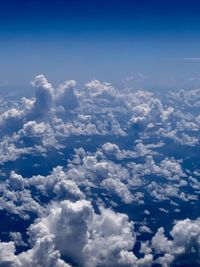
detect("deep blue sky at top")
(1, 0), (200, 89)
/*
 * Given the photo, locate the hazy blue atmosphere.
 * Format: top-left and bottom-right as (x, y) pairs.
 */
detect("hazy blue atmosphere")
(1, 0), (200, 89)
(1, 1), (200, 267)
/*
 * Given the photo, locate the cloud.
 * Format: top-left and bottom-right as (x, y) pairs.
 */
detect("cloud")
(85, 79), (115, 97)
(1, 75), (200, 266)
(9, 232), (27, 247)
(184, 57), (200, 61)
(0, 139), (33, 164)
(28, 199), (137, 267)
(152, 218), (200, 266)
(0, 108), (23, 134)
(29, 74), (54, 119)
(0, 236), (71, 267)
(55, 80), (78, 111)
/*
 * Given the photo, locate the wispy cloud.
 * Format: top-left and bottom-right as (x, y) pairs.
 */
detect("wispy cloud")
(184, 57), (200, 61)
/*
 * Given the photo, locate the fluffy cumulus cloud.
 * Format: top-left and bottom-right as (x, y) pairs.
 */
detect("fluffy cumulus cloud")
(55, 80), (78, 111)
(152, 218), (200, 266)
(29, 200), (137, 267)
(0, 75), (200, 266)
(0, 236), (71, 267)
(0, 199), (152, 267)
(30, 74), (54, 118)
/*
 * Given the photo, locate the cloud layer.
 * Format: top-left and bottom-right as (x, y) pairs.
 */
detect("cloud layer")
(0, 75), (200, 266)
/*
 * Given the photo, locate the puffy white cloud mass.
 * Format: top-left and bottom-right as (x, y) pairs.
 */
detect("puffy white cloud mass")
(152, 217), (200, 266)
(0, 75), (200, 266)
(29, 200), (137, 267)
(0, 199), (153, 267)
(0, 236), (71, 267)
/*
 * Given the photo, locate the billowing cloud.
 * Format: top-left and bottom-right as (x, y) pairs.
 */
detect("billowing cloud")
(0, 75), (200, 266)
(152, 218), (200, 266)
(28, 199), (137, 267)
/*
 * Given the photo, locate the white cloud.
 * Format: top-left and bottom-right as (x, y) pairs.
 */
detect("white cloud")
(152, 218), (200, 266)
(1, 75), (200, 266)
(30, 74), (54, 119)
(0, 236), (71, 267)
(28, 199), (137, 267)
(9, 232), (27, 247)
(184, 57), (200, 61)
(55, 80), (78, 111)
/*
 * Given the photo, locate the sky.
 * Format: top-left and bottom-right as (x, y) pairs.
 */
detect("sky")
(2, 2), (200, 266)
(1, 0), (200, 89)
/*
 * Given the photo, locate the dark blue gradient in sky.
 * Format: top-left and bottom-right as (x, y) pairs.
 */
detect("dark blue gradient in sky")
(1, 0), (200, 88)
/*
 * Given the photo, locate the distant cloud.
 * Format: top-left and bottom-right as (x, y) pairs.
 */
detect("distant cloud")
(1, 75), (200, 266)
(184, 57), (200, 61)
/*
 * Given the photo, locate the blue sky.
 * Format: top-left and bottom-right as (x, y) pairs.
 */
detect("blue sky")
(1, 0), (200, 89)
(2, 3), (200, 266)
